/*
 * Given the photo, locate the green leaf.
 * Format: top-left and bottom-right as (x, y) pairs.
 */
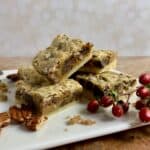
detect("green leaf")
(146, 84), (150, 89)
(147, 99), (150, 107)
(109, 90), (118, 100)
(95, 94), (101, 100)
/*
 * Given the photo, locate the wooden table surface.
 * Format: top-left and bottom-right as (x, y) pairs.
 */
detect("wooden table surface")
(1, 56), (150, 150)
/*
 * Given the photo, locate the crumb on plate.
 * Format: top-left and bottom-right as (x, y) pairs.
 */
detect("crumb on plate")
(66, 115), (96, 126)
(64, 128), (68, 132)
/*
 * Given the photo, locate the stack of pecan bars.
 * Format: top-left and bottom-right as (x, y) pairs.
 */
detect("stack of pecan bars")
(16, 34), (92, 116)
(0, 34), (136, 131)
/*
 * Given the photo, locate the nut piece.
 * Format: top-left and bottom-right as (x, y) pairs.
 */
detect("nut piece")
(81, 42), (93, 54)
(9, 106), (32, 123)
(25, 115), (48, 131)
(0, 112), (10, 128)
(7, 73), (20, 82)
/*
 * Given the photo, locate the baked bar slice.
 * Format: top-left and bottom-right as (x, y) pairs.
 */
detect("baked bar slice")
(79, 50), (117, 73)
(15, 79), (83, 115)
(18, 66), (51, 86)
(0, 80), (8, 101)
(32, 34), (93, 83)
(75, 71), (136, 99)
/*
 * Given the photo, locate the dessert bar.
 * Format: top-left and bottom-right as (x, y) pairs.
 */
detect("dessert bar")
(79, 50), (117, 73)
(16, 79), (83, 115)
(33, 34), (93, 83)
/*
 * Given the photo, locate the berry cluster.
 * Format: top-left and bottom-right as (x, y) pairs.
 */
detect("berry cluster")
(87, 92), (130, 118)
(135, 73), (150, 122)
(87, 73), (150, 122)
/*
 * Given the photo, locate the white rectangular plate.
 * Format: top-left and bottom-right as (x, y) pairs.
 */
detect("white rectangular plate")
(0, 70), (149, 150)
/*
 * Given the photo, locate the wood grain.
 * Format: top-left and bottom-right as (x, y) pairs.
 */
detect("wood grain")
(0, 56), (150, 150)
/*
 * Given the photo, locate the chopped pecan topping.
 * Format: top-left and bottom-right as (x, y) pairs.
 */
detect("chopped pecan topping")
(81, 42), (93, 54)
(9, 105), (47, 131)
(25, 115), (48, 131)
(9, 106), (32, 123)
(7, 73), (20, 82)
(0, 112), (10, 128)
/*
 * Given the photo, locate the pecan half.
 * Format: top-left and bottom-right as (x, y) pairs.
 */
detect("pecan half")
(0, 112), (10, 128)
(7, 73), (20, 82)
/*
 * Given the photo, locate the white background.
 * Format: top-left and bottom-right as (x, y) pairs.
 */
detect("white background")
(0, 0), (150, 56)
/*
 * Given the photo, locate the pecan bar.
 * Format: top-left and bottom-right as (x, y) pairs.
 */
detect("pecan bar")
(18, 66), (51, 86)
(15, 79), (83, 115)
(33, 34), (93, 83)
(79, 50), (117, 73)
(75, 71), (136, 99)
(0, 80), (8, 101)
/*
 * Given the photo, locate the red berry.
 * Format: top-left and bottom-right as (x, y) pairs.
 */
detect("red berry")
(139, 73), (150, 85)
(87, 100), (99, 113)
(139, 107), (150, 122)
(122, 102), (129, 113)
(135, 100), (146, 110)
(136, 86), (150, 98)
(112, 104), (124, 117)
(100, 96), (113, 107)
(147, 100), (150, 107)
(117, 100), (129, 113)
